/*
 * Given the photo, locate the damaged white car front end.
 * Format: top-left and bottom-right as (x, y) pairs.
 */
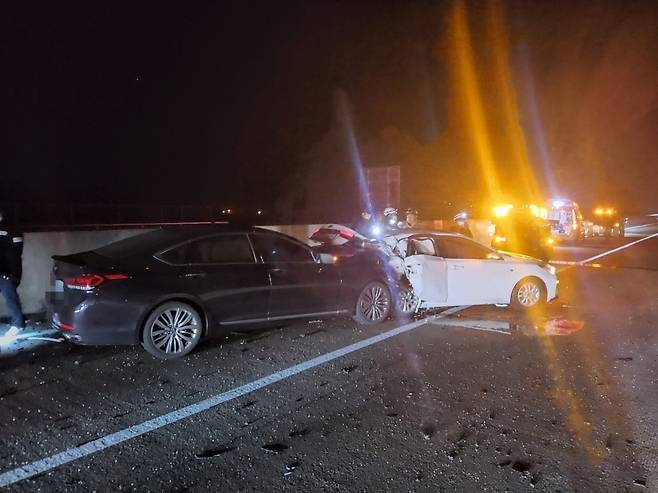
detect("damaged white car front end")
(383, 231), (558, 310)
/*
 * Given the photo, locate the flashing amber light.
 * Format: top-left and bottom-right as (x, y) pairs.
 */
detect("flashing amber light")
(606, 208), (614, 215)
(493, 235), (507, 243)
(493, 204), (513, 217)
(594, 208), (604, 215)
(546, 237), (555, 246)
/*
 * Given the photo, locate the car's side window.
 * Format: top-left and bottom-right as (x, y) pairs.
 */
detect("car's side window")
(158, 243), (191, 265)
(159, 234), (255, 265)
(187, 235), (255, 264)
(250, 234), (314, 263)
(436, 237), (493, 260)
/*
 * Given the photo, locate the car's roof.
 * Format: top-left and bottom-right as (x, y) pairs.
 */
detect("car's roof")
(158, 223), (270, 239)
(92, 224), (293, 258)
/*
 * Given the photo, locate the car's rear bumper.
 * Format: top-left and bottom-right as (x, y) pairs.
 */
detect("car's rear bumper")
(51, 298), (142, 346)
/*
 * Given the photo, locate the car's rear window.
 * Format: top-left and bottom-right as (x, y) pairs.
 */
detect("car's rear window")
(93, 230), (176, 259)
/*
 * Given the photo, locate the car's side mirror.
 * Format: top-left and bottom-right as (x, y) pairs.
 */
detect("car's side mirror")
(317, 253), (337, 264)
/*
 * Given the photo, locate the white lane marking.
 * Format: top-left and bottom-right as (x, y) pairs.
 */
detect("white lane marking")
(0, 306), (467, 487)
(576, 233), (658, 265)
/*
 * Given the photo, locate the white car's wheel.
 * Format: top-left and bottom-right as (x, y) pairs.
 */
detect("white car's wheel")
(511, 278), (546, 310)
(395, 284), (420, 319)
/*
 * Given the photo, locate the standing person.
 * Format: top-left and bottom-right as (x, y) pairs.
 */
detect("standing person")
(354, 210), (376, 237)
(450, 211), (473, 238)
(404, 208), (418, 229)
(0, 209), (25, 337)
(383, 207), (401, 232)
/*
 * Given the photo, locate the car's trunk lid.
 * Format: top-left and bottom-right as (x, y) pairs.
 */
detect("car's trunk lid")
(52, 251), (116, 279)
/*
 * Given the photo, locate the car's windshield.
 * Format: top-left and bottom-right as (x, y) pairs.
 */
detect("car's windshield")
(435, 236), (495, 260)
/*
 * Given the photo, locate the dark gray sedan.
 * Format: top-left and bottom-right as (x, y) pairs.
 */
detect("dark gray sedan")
(51, 225), (398, 359)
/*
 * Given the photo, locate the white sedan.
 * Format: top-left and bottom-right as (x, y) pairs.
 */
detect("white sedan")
(383, 231), (558, 310)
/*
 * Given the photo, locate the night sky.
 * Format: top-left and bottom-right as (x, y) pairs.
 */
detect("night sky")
(2, 1), (657, 222)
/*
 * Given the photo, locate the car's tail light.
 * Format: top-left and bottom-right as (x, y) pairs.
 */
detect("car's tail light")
(338, 229), (354, 240)
(64, 273), (129, 291)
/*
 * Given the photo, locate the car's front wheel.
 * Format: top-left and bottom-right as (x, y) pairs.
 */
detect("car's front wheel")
(142, 301), (203, 359)
(353, 281), (391, 324)
(394, 283), (420, 320)
(510, 278), (545, 310)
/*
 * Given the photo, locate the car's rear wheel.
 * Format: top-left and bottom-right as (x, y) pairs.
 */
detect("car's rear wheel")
(510, 278), (545, 310)
(142, 301), (203, 359)
(353, 281), (391, 324)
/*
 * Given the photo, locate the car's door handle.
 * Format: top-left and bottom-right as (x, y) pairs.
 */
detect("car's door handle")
(451, 265), (465, 270)
(270, 267), (285, 273)
(184, 272), (207, 278)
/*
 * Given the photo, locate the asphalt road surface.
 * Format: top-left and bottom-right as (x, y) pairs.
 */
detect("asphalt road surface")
(1, 232), (657, 492)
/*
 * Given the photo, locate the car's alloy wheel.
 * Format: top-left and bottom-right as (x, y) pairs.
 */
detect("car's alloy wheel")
(396, 285), (419, 317)
(354, 281), (391, 324)
(512, 278), (544, 309)
(142, 302), (202, 359)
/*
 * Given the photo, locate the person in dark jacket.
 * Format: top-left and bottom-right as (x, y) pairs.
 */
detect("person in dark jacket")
(0, 209), (25, 335)
(354, 210), (376, 237)
(404, 208), (419, 229)
(449, 211), (473, 238)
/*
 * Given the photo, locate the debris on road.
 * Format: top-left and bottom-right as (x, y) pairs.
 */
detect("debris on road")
(195, 445), (237, 459)
(261, 442), (289, 453)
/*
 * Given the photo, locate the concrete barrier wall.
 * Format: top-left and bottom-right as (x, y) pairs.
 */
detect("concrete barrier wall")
(1, 220), (492, 318)
(1, 229), (149, 317)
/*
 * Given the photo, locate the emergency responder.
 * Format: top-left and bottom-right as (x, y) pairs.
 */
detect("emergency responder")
(404, 208), (418, 229)
(354, 210), (376, 237)
(0, 209), (25, 337)
(383, 207), (401, 232)
(450, 211), (473, 238)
